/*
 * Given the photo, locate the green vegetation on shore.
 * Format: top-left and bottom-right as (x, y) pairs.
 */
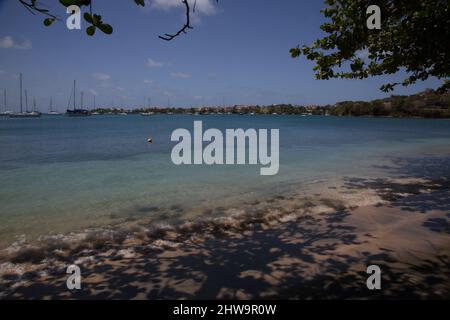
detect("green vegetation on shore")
(330, 89), (450, 118)
(91, 89), (450, 118)
(90, 104), (317, 116)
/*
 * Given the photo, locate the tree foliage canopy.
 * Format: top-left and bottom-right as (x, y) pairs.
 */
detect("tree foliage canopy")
(18, 0), (201, 40)
(290, 0), (450, 92)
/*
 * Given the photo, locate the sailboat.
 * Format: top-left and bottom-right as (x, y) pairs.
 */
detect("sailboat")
(90, 95), (100, 115)
(140, 96), (154, 116)
(66, 80), (90, 117)
(29, 96), (42, 117)
(0, 89), (9, 116)
(9, 73), (41, 118)
(47, 98), (61, 115)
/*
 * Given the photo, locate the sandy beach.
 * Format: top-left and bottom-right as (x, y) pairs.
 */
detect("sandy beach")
(1, 168), (449, 300)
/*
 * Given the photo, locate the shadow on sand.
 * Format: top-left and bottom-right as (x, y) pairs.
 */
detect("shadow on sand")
(1, 156), (450, 299)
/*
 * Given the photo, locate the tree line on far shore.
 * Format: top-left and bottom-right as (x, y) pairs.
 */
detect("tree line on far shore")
(329, 89), (450, 118)
(91, 89), (450, 119)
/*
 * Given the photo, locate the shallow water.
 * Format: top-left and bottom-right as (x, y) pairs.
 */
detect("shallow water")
(0, 115), (449, 248)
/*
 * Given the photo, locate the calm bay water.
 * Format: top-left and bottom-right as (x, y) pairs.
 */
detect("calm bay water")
(0, 115), (449, 248)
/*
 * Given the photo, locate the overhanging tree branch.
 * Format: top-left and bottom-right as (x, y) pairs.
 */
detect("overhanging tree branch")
(158, 0), (193, 41)
(16, 0), (220, 41)
(291, 0), (450, 93)
(18, 0), (58, 20)
(158, 0), (219, 41)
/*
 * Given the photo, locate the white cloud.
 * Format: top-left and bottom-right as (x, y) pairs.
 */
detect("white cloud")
(146, 58), (164, 68)
(143, 79), (153, 84)
(149, 0), (217, 25)
(150, 0), (216, 15)
(0, 70), (4, 74)
(0, 36), (32, 50)
(0, 37), (12, 48)
(89, 89), (98, 96)
(171, 72), (191, 79)
(15, 40), (32, 50)
(93, 73), (111, 81)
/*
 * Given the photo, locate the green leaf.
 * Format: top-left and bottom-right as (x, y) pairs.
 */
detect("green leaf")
(86, 25), (96, 36)
(290, 48), (301, 58)
(98, 23), (113, 35)
(92, 14), (102, 25)
(43, 18), (54, 27)
(84, 13), (93, 24)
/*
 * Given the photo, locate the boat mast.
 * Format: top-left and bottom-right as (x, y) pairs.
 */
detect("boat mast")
(81, 91), (84, 109)
(25, 89), (28, 113)
(3, 89), (6, 112)
(49, 98), (53, 112)
(19, 73), (23, 113)
(73, 80), (76, 111)
(33, 97), (37, 112)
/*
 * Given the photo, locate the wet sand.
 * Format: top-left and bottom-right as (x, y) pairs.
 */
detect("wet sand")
(0, 169), (449, 300)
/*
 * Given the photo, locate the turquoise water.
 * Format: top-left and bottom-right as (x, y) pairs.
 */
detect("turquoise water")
(1, 115), (450, 247)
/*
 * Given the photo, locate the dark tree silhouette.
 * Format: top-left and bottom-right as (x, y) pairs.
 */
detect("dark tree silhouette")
(290, 0), (450, 93)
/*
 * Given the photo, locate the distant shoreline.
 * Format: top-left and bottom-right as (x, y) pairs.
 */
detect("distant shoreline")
(3, 112), (450, 119)
(86, 89), (450, 119)
(3, 89), (449, 119)
(21, 111), (447, 119)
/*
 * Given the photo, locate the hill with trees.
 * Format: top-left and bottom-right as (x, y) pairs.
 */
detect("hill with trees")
(329, 89), (450, 118)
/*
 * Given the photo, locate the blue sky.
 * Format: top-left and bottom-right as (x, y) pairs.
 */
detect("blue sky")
(0, 0), (443, 111)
